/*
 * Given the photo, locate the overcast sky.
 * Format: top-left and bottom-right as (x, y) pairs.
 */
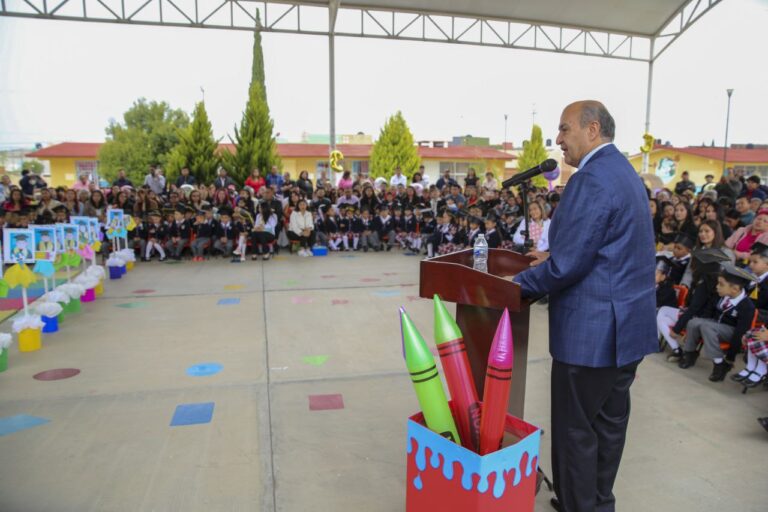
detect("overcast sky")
(1, 0), (766, 154)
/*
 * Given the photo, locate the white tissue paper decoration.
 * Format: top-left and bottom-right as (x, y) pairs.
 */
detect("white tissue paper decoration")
(106, 255), (124, 267)
(44, 290), (69, 304)
(57, 283), (85, 299)
(119, 248), (136, 262)
(85, 265), (106, 279)
(12, 315), (44, 333)
(0, 333), (12, 350)
(34, 301), (63, 318)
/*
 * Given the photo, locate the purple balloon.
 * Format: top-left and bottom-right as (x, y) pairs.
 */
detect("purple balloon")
(543, 166), (560, 181)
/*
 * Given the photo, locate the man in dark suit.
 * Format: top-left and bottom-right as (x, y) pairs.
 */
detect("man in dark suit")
(515, 101), (657, 512)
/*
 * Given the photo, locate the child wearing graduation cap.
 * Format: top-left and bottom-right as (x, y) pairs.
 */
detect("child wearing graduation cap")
(657, 248), (731, 362)
(679, 262), (757, 381)
(213, 207), (237, 258)
(730, 242), (768, 388)
(191, 209), (213, 261)
(141, 210), (167, 262)
(402, 206), (420, 254)
(166, 206), (191, 260)
(655, 253), (678, 309)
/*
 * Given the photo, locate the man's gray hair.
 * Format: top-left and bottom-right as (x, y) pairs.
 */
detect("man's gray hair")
(579, 101), (615, 141)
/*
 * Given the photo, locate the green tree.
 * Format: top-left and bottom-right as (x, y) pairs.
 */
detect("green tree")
(251, 12), (266, 101)
(516, 124), (550, 188)
(98, 98), (189, 183)
(166, 101), (221, 184)
(369, 111), (420, 180)
(221, 82), (281, 183)
(21, 160), (44, 174)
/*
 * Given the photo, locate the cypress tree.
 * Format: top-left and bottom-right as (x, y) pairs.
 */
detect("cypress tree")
(516, 125), (550, 188)
(166, 101), (220, 184)
(369, 111), (421, 180)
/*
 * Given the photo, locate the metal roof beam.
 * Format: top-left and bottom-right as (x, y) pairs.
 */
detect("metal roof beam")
(651, 0), (722, 61)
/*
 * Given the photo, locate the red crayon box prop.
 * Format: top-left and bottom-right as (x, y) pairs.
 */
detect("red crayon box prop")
(406, 402), (541, 512)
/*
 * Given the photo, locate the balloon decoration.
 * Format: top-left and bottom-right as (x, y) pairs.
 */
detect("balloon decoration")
(330, 149), (344, 172)
(543, 165), (560, 191)
(640, 133), (654, 154)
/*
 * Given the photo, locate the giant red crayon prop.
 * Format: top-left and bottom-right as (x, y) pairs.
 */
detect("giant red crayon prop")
(479, 308), (514, 455)
(433, 294), (481, 452)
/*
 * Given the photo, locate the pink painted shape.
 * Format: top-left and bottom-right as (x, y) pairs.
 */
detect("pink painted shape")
(331, 299), (349, 305)
(34, 368), (81, 381)
(407, 295), (422, 302)
(309, 394), (345, 411)
(321, 275), (336, 279)
(360, 278), (381, 283)
(291, 296), (314, 305)
(383, 272), (398, 276)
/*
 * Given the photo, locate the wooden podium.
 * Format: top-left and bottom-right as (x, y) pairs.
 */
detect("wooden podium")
(419, 248), (535, 419)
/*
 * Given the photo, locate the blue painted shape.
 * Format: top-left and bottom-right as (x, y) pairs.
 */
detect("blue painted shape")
(340, 254), (357, 258)
(170, 402), (214, 426)
(0, 414), (50, 436)
(186, 363), (223, 377)
(217, 298), (240, 306)
(373, 290), (401, 298)
(413, 474), (423, 490)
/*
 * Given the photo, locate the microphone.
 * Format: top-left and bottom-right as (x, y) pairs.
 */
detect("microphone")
(502, 159), (558, 188)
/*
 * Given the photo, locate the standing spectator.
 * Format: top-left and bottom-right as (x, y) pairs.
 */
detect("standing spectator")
(72, 173), (91, 192)
(337, 171), (354, 190)
(740, 175), (767, 201)
(113, 168), (134, 188)
(464, 168), (479, 188)
(213, 168), (236, 190)
(435, 169), (458, 191)
(175, 167), (196, 188)
(0, 175), (12, 204)
(296, 170), (314, 198)
(389, 167), (408, 188)
(482, 171), (499, 192)
(265, 166), (284, 190)
(245, 168), (266, 195)
(143, 166), (166, 196)
(674, 171), (696, 195)
(19, 170), (47, 198)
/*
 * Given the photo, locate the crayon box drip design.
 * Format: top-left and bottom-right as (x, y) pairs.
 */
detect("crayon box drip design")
(406, 403), (541, 512)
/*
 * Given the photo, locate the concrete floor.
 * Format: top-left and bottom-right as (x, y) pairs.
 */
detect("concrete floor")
(0, 253), (766, 512)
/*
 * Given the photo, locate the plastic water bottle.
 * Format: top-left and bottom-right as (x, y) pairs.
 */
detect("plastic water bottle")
(473, 234), (488, 273)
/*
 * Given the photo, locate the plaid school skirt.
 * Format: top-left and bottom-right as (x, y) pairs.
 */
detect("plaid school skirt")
(743, 328), (768, 363)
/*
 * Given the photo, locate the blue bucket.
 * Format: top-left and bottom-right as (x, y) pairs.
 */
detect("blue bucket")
(41, 315), (59, 333)
(109, 266), (122, 279)
(120, 264), (127, 275)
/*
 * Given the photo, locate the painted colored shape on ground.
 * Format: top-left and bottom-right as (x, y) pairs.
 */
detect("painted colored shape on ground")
(0, 414), (50, 436)
(283, 279), (299, 285)
(383, 272), (398, 276)
(309, 394), (345, 411)
(170, 402), (215, 426)
(291, 296), (313, 305)
(272, 256), (288, 261)
(340, 255), (356, 258)
(407, 295), (422, 302)
(360, 278), (380, 283)
(33, 368), (81, 381)
(116, 302), (149, 309)
(132, 289), (156, 294)
(217, 298), (240, 306)
(373, 290), (401, 298)
(186, 363), (223, 377)
(331, 299), (349, 306)
(302, 355), (329, 366)
(223, 284), (244, 291)
(320, 275), (336, 279)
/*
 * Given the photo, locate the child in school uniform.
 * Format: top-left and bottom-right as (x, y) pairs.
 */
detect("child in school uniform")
(142, 210), (167, 262)
(213, 207), (237, 258)
(356, 209), (376, 252)
(402, 206), (420, 254)
(251, 202), (277, 261)
(166, 206), (191, 260)
(655, 254), (678, 309)
(657, 248), (731, 362)
(679, 262), (757, 381)
(232, 209), (253, 262)
(338, 207), (354, 251)
(436, 211), (459, 256)
(372, 205), (395, 251)
(392, 207), (407, 250)
(670, 232), (694, 286)
(484, 215), (502, 249)
(467, 216), (483, 248)
(731, 242), (768, 387)
(323, 207), (343, 251)
(191, 209), (213, 261)
(420, 209), (437, 258)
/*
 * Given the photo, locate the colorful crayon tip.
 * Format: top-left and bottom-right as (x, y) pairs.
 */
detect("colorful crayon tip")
(433, 294), (462, 345)
(401, 308), (435, 372)
(399, 306), (406, 359)
(489, 309), (514, 369)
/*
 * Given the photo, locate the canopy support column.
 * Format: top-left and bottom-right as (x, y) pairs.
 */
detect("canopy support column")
(642, 40), (655, 175)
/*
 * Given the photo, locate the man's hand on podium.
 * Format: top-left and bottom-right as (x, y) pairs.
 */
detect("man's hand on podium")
(528, 250), (550, 267)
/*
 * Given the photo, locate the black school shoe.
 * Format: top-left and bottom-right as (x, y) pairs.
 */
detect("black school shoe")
(758, 417), (768, 433)
(678, 351), (699, 369)
(667, 348), (683, 362)
(708, 361), (733, 382)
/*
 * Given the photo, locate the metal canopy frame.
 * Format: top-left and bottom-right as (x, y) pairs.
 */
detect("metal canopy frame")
(0, 0), (723, 167)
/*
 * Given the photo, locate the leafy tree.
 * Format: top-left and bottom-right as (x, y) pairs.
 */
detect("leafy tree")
(516, 124), (550, 188)
(251, 12), (266, 102)
(98, 98), (189, 183)
(166, 101), (221, 184)
(221, 82), (281, 183)
(21, 160), (44, 174)
(369, 111), (420, 180)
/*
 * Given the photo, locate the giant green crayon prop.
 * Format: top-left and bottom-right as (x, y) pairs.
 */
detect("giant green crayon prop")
(479, 308), (514, 455)
(401, 307), (461, 445)
(433, 294), (481, 452)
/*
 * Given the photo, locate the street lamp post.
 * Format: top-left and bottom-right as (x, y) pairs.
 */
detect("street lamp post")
(504, 114), (508, 147)
(722, 88), (734, 175)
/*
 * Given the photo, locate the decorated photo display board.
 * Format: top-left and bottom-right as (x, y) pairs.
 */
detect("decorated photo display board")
(31, 225), (57, 262)
(61, 224), (79, 252)
(88, 218), (100, 243)
(70, 216), (94, 247)
(4, 228), (36, 265)
(107, 209), (125, 236)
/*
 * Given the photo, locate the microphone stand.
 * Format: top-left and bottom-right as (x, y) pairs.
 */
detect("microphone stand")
(518, 180), (534, 254)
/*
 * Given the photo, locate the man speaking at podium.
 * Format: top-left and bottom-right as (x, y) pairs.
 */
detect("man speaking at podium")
(514, 101), (657, 512)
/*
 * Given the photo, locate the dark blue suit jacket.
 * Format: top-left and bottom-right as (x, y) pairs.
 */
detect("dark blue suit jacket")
(516, 144), (657, 368)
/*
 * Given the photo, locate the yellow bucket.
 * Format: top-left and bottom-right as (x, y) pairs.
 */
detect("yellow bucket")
(95, 280), (104, 296)
(126, 261), (134, 271)
(18, 328), (42, 352)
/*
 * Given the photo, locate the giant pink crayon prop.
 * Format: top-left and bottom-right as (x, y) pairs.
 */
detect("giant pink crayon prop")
(478, 308), (514, 455)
